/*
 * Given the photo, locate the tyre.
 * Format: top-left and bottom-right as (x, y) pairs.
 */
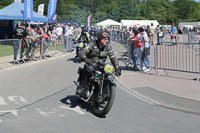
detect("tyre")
(92, 85), (116, 117)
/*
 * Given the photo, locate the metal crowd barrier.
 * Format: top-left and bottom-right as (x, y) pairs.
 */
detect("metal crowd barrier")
(111, 31), (129, 44)
(0, 37), (70, 67)
(0, 39), (21, 65)
(122, 39), (200, 81)
(163, 32), (199, 43)
(154, 42), (200, 81)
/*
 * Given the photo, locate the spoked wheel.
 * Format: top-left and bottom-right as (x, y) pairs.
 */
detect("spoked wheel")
(92, 85), (116, 117)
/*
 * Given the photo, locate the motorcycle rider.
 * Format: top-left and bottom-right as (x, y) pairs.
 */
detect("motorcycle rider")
(75, 26), (90, 58)
(89, 26), (97, 41)
(76, 32), (121, 97)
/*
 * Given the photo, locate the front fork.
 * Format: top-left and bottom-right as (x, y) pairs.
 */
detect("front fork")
(99, 75), (105, 96)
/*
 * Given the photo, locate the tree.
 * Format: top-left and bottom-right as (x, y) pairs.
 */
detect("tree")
(0, 0), (200, 25)
(173, 0), (194, 21)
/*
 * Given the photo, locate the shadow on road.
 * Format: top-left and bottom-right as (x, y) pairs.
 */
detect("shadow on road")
(60, 95), (93, 114)
(67, 58), (81, 63)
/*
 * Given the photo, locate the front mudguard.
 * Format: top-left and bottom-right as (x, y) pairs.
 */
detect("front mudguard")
(107, 79), (116, 87)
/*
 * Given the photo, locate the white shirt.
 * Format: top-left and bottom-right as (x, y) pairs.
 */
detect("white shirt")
(139, 31), (149, 48)
(56, 27), (63, 36)
(65, 28), (73, 37)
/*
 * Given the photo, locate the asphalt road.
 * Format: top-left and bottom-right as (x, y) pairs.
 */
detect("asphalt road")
(0, 42), (200, 133)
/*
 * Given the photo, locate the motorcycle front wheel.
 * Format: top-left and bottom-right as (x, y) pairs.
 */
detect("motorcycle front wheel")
(91, 85), (116, 117)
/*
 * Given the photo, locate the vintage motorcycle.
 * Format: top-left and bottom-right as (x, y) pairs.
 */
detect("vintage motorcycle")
(74, 62), (117, 117)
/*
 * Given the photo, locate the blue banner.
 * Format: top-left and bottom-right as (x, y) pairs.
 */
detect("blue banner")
(24, 0), (33, 20)
(47, 0), (57, 21)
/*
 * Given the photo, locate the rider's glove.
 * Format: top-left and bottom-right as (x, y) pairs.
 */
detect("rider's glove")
(85, 58), (92, 65)
(85, 58), (97, 68)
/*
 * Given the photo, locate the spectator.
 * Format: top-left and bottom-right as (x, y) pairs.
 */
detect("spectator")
(138, 27), (152, 72)
(157, 27), (164, 45)
(65, 26), (74, 52)
(48, 26), (57, 53)
(40, 23), (51, 58)
(12, 22), (27, 62)
(22, 27), (34, 59)
(155, 25), (160, 44)
(130, 28), (143, 71)
(65, 22), (71, 33)
(149, 23), (155, 45)
(29, 25), (41, 61)
(89, 26), (97, 42)
(145, 25), (150, 38)
(56, 24), (63, 45)
(74, 25), (81, 39)
(169, 23), (177, 45)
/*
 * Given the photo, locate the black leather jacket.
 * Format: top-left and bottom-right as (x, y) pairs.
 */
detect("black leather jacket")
(79, 40), (119, 70)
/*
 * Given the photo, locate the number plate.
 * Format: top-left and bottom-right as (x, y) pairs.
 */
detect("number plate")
(79, 42), (84, 47)
(104, 64), (114, 73)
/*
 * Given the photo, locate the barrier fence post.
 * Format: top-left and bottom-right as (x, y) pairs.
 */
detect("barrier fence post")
(40, 39), (41, 56)
(41, 38), (44, 57)
(153, 42), (158, 73)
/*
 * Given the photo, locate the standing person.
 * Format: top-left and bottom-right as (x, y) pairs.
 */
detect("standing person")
(12, 22), (27, 63)
(65, 26), (74, 52)
(29, 25), (41, 61)
(157, 27), (164, 45)
(145, 25), (151, 38)
(169, 23), (177, 45)
(130, 28), (143, 70)
(149, 23), (155, 45)
(138, 27), (152, 72)
(89, 26), (97, 42)
(40, 23), (51, 58)
(65, 22), (71, 33)
(48, 26), (57, 53)
(104, 28), (111, 43)
(74, 25), (81, 39)
(56, 24), (63, 45)
(155, 25), (160, 45)
(23, 27), (34, 59)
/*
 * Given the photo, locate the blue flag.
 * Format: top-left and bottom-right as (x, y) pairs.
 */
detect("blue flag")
(24, 0), (33, 20)
(47, 0), (57, 21)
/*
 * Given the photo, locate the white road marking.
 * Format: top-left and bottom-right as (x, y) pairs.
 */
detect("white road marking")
(35, 108), (57, 118)
(59, 114), (67, 117)
(35, 108), (50, 118)
(0, 97), (7, 105)
(59, 106), (86, 115)
(8, 96), (27, 104)
(0, 118), (2, 122)
(0, 110), (18, 116)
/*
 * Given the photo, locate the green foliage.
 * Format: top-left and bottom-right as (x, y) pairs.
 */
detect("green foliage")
(0, 0), (200, 25)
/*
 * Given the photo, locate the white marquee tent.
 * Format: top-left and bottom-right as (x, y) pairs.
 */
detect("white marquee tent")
(96, 19), (121, 27)
(121, 20), (159, 28)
